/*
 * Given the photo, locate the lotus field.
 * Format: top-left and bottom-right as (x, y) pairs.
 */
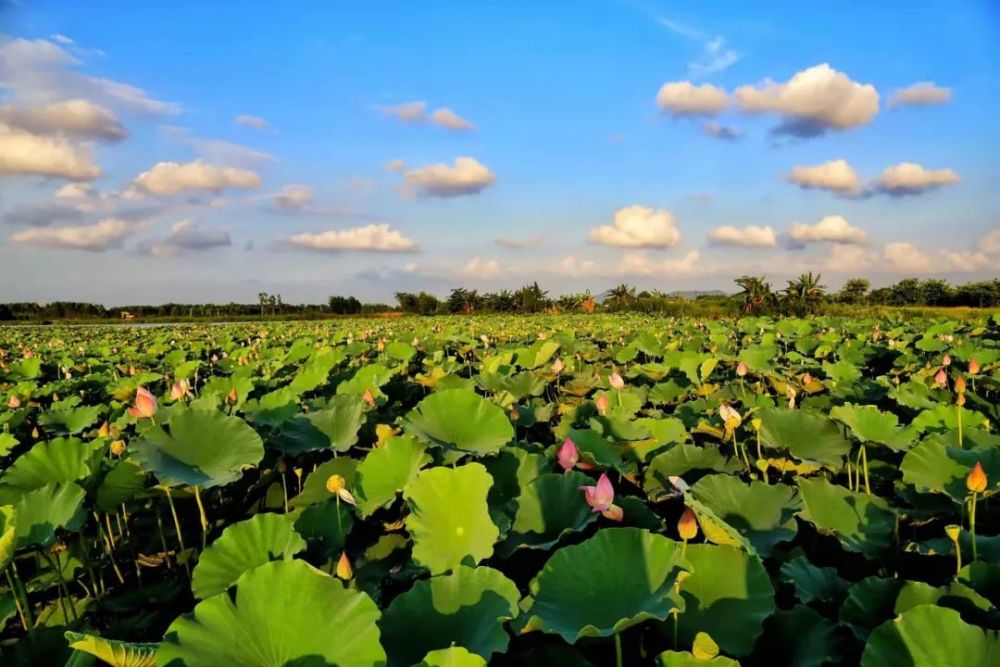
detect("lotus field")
(0, 314), (998, 666)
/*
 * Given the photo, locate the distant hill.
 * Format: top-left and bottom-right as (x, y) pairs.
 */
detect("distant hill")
(669, 290), (730, 299)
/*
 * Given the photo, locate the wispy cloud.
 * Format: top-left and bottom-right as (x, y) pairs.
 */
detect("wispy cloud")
(653, 16), (740, 78)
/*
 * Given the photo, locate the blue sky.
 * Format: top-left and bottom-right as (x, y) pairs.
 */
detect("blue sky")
(0, 0), (997, 304)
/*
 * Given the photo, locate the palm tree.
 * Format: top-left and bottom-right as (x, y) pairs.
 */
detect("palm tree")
(783, 272), (826, 314)
(604, 284), (637, 310)
(734, 276), (773, 314)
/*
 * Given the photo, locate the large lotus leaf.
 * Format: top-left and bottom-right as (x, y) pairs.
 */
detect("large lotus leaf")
(691, 475), (800, 556)
(306, 394), (366, 451)
(779, 556), (849, 603)
(157, 559), (385, 667)
(287, 357), (338, 394)
(900, 439), (1000, 502)
(627, 417), (690, 462)
(416, 647), (487, 667)
(958, 562), (1000, 608)
(241, 388), (300, 427)
(839, 576), (905, 641)
(674, 544), (775, 657)
(37, 404), (103, 435)
(564, 429), (625, 470)
(500, 471), (597, 553)
(290, 457), (358, 508)
(0, 505), (15, 571)
(293, 498), (354, 561)
(14, 483), (86, 549)
(861, 604), (999, 666)
(379, 565), (520, 667)
(191, 512), (306, 599)
(96, 459), (148, 512)
(830, 404), (917, 451)
(403, 389), (514, 455)
(135, 408), (264, 488)
(912, 404), (988, 433)
(757, 605), (841, 667)
(797, 478), (895, 558)
(65, 632), (158, 667)
(354, 435), (431, 516)
(337, 363), (394, 396)
(680, 493), (756, 554)
(757, 408), (851, 466)
(520, 527), (690, 642)
(404, 463), (498, 574)
(645, 445), (740, 500)
(0, 437), (104, 503)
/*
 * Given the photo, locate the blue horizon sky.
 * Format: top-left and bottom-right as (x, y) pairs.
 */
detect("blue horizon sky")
(0, 0), (997, 305)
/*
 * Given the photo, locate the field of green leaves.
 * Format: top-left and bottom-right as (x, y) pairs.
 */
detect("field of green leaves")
(0, 314), (997, 666)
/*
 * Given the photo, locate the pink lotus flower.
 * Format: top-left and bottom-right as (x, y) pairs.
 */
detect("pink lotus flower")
(609, 372), (625, 390)
(580, 473), (624, 521)
(595, 393), (610, 415)
(802, 372), (813, 385)
(557, 437), (579, 472)
(7, 395), (21, 409)
(169, 379), (191, 402)
(736, 360), (748, 377)
(942, 355), (952, 367)
(127, 386), (157, 420)
(551, 358), (565, 374)
(968, 358), (980, 375)
(935, 368), (948, 388)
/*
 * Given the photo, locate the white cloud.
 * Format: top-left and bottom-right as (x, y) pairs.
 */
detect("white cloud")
(620, 250), (703, 276)
(461, 257), (502, 278)
(140, 220), (231, 256)
(654, 17), (741, 77)
(589, 205), (681, 248)
(555, 255), (598, 278)
(131, 159), (262, 196)
(708, 225), (776, 247)
(734, 64), (879, 136)
(0, 99), (126, 141)
(234, 114), (268, 130)
(874, 162), (960, 195)
(430, 108), (474, 130)
(0, 37), (180, 115)
(401, 157), (496, 198)
(702, 121), (742, 140)
(979, 229), (1000, 256)
(8, 217), (141, 251)
(495, 234), (544, 249)
(381, 101), (426, 123)
(787, 159), (862, 195)
(888, 82), (951, 108)
(161, 126), (274, 167)
(0, 124), (100, 180)
(284, 224), (417, 252)
(656, 81), (728, 116)
(272, 185), (314, 211)
(884, 242), (934, 273)
(789, 215), (867, 245)
(822, 244), (878, 273)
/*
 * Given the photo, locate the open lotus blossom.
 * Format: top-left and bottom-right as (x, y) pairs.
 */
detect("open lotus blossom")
(335, 551), (353, 580)
(678, 507), (699, 541)
(968, 358), (980, 374)
(557, 437), (579, 472)
(934, 368), (948, 388)
(967, 461), (988, 494)
(580, 473), (624, 521)
(736, 360), (748, 377)
(551, 358), (565, 374)
(609, 372), (625, 390)
(595, 393), (610, 415)
(325, 474), (356, 505)
(169, 379), (192, 401)
(127, 386), (157, 420)
(7, 395), (20, 409)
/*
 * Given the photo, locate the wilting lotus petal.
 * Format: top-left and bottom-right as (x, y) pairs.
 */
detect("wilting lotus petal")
(580, 473), (615, 512)
(602, 504), (624, 522)
(718, 403), (741, 424)
(609, 372), (625, 390)
(127, 386), (157, 419)
(326, 474), (356, 505)
(967, 461), (988, 494)
(557, 437), (579, 472)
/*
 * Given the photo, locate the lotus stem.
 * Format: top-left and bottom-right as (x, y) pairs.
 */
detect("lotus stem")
(104, 513), (117, 550)
(5, 568), (28, 631)
(969, 492), (978, 562)
(155, 508), (172, 571)
(954, 539), (962, 574)
(846, 459), (853, 492)
(193, 486), (209, 551)
(77, 532), (101, 601)
(614, 631), (623, 667)
(10, 561), (34, 631)
(281, 473), (289, 514)
(163, 487), (191, 577)
(94, 512), (126, 585)
(861, 445), (871, 496)
(957, 406), (962, 447)
(40, 550), (73, 623)
(732, 432), (750, 473)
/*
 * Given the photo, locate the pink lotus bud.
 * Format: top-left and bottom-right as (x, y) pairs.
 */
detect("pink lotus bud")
(7, 395), (21, 409)
(169, 380), (190, 402)
(736, 360), (748, 377)
(968, 358), (980, 375)
(942, 355), (952, 367)
(595, 393), (610, 415)
(127, 386), (157, 420)
(609, 372), (625, 390)
(802, 372), (813, 385)
(935, 368), (948, 388)
(557, 437), (579, 472)
(362, 388), (376, 407)
(552, 358), (565, 374)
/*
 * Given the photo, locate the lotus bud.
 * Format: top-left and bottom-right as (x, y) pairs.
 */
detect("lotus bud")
(226, 388), (238, 404)
(335, 552), (353, 580)
(943, 354), (952, 366)
(934, 369), (948, 388)
(127, 365), (136, 376)
(376, 339), (385, 352)
(211, 354), (218, 363)
(169, 380), (190, 402)
(968, 358), (980, 375)
(967, 462), (988, 494)
(98, 421), (110, 437)
(557, 437), (579, 472)
(595, 393), (610, 415)
(580, 473), (623, 520)
(276, 458), (287, 474)
(802, 372), (813, 385)
(7, 395), (20, 409)
(736, 360), (748, 377)
(23, 348), (33, 358)
(552, 358), (565, 374)
(510, 405), (520, 422)
(751, 417), (762, 432)
(326, 474), (356, 505)
(609, 372), (625, 390)
(362, 388), (376, 407)
(678, 507), (699, 541)
(110, 440), (126, 456)
(127, 386), (158, 420)
(954, 376), (966, 395)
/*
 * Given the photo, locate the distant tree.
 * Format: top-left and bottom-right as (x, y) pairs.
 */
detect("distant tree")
(482, 290), (516, 313)
(513, 282), (548, 313)
(604, 284), (637, 310)
(838, 278), (870, 304)
(328, 295), (362, 314)
(734, 276), (774, 314)
(783, 272), (826, 314)
(921, 279), (953, 306)
(888, 278), (923, 306)
(447, 288), (480, 314)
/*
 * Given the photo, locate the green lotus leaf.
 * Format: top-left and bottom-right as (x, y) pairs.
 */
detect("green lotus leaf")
(379, 565), (520, 667)
(135, 407), (264, 488)
(241, 388), (300, 427)
(96, 459), (148, 513)
(0, 432), (18, 457)
(293, 498), (354, 561)
(337, 363), (394, 396)
(912, 404), (987, 433)
(757, 408), (851, 466)
(861, 604), (999, 667)
(674, 543), (776, 657)
(757, 605), (841, 667)
(290, 457), (358, 508)
(499, 471), (597, 554)
(0, 437), (104, 504)
(287, 357), (337, 394)
(680, 493), (756, 554)
(191, 512), (306, 599)
(830, 403), (917, 451)
(520, 527), (690, 643)
(958, 562), (1000, 608)
(415, 646), (487, 667)
(157, 559), (386, 667)
(404, 463), (498, 574)
(645, 445), (740, 500)
(900, 439), (1000, 502)
(403, 389), (514, 456)
(37, 404), (103, 435)
(65, 632), (158, 667)
(839, 576), (905, 641)
(0, 505), (16, 571)
(563, 429), (624, 470)
(283, 394), (365, 453)
(14, 483), (86, 549)
(627, 417), (689, 463)
(516, 339), (560, 369)
(354, 435), (431, 516)
(656, 651), (739, 666)
(691, 475), (801, 556)
(779, 555), (849, 603)
(797, 478), (896, 558)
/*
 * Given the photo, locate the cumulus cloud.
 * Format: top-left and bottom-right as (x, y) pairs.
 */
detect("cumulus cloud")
(380, 101), (475, 130)
(2, 201), (83, 227)
(283, 224), (417, 253)
(401, 157), (496, 198)
(823, 244), (878, 273)
(0, 124), (101, 180)
(656, 82), (728, 116)
(430, 108), (475, 130)
(0, 37), (180, 115)
(787, 159), (862, 196)
(0, 99), (127, 141)
(8, 217), (141, 251)
(234, 114), (268, 130)
(708, 225), (776, 247)
(789, 215), (867, 245)
(734, 64), (879, 136)
(888, 82), (951, 108)
(130, 159), (262, 196)
(702, 122), (742, 140)
(461, 257), (503, 278)
(884, 242), (934, 273)
(272, 184), (315, 211)
(620, 250), (703, 276)
(139, 220), (231, 256)
(495, 234), (544, 249)
(873, 162), (960, 196)
(555, 255), (598, 278)
(589, 205), (681, 248)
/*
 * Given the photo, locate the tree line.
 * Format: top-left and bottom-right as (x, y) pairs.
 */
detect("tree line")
(0, 276), (996, 321)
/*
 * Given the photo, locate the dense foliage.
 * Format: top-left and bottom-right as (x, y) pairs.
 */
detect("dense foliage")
(0, 313), (998, 665)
